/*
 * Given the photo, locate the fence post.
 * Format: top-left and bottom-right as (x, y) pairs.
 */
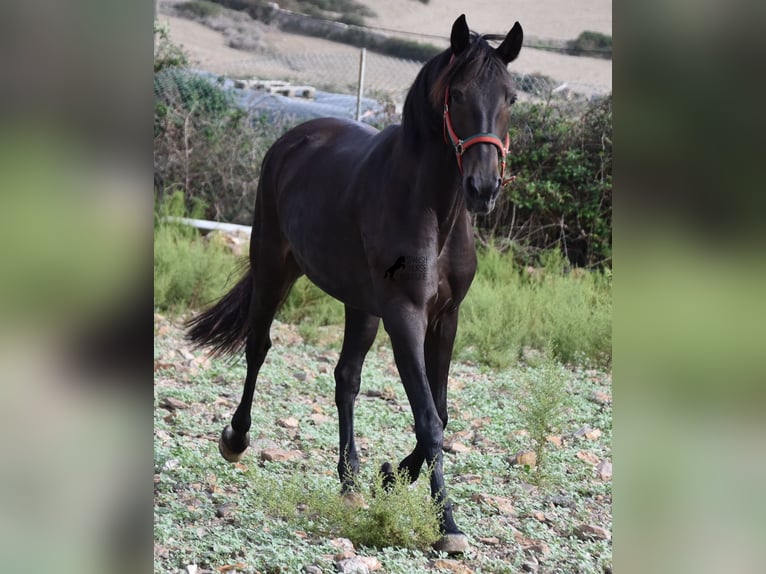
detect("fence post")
(355, 48), (366, 122)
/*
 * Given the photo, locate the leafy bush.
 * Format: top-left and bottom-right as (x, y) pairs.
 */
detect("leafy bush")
(567, 30), (612, 59)
(154, 21), (189, 72)
(176, 0), (223, 19)
(478, 95), (612, 267)
(154, 67), (289, 223)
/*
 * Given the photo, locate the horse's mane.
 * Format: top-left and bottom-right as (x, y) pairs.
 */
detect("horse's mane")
(401, 33), (513, 151)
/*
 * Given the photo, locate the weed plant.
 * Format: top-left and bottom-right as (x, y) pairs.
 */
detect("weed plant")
(154, 191), (240, 312)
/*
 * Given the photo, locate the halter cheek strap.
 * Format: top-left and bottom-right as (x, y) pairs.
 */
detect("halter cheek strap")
(443, 85), (514, 185)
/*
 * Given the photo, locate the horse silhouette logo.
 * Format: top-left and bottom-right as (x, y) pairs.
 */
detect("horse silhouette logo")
(384, 256), (406, 280)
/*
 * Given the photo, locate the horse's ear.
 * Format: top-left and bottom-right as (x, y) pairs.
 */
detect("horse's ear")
(450, 14), (470, 56)
(496, 21), (523, 64)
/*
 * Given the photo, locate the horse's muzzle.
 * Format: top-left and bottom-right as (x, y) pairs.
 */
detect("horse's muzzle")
(463, 174), (501, 215)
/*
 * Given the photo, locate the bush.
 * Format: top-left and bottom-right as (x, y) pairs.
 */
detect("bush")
(154, 191), (241, 312)
(154, 68), (290, 223)
(176, 0), (223, 19)
(478, 95), (612, 267)
(154, 21), (189, 73)
(567, 30), (612, 59)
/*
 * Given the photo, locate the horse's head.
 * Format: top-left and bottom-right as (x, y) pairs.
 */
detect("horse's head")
(440, 15), (523, 215)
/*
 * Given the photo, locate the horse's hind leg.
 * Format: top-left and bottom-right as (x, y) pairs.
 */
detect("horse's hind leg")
(219, 248), (301, 462)
(335, 306), (380, 491)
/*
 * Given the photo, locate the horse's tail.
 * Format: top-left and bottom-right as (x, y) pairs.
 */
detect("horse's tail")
(186, 267), (253, 356)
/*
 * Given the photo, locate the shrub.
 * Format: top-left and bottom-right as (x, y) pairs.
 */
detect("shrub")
(176, 0), (223, 19)
(154, 68), (290, 223)
(154, 21), (189, 72)
(478, 95), (612, 267)
(567, 30), (612, 59)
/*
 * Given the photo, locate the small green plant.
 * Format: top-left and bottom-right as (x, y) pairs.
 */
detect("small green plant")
(176, 0), (223, 19)
(250, 465), (442, 549)
(515, 348), (572, 485)
(154, 21), (189, 72)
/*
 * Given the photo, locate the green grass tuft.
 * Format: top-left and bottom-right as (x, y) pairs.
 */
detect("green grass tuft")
(249, 465), (442, 549)
(455, 247), (611, 368)
(153, 191), (240, 313)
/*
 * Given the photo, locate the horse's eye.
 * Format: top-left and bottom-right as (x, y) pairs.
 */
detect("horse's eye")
(451, 90), (464, 104)
(508, 93), (518, 106)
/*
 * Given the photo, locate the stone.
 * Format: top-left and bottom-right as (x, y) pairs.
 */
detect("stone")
(277, 417), (300, 429)
(430, 559), (474, 574)
(546, 435), (563, 446)
(160, 396), (188, 410)
(335, 556), (369, 574)
(215, 502), (237, 518)
(446, 441), (471, 454)
(432, 533), (470, 555)
(576, 450), (600, 465)
(479, 536), (500, 545)
(471, 493), (516, 516)
(260, 449), (302, 462)
(509, 450), (537, 468)
(358, 557), (382, 571)
(584, 428), (602, 440)
(573, 524), (611, 541)
(545, 494), (574, 508)
(596, 460), (612, 480)
(589, 391), (612, 405)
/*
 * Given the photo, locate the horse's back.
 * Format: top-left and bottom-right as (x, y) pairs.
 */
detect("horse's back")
(257, 117), (382, 309)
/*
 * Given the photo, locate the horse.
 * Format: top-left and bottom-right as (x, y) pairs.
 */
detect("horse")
(188, 14), (523, 553)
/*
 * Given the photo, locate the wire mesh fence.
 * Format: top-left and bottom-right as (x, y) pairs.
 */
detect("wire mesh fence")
(213, 48), (609, 107)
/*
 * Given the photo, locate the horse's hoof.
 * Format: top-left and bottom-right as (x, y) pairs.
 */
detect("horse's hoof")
(218, 425), (249, 462)
(379, 462), (396, 490)
(433, 533), (470, 555)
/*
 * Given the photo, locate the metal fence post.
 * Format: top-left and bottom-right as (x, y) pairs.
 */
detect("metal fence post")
(355, 48), (366, 122)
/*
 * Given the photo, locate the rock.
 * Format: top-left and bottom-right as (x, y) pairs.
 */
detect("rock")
(521, 556), (539, 573)
(432, 533), (470, 555)
(293, 371), (308, 382)
(576, 450), (600, 465)
(454, 474), (482, 484)
(545, 494), (574, 508)
(596, 460), (612, 480)
(509, 450), (537, 468)
(341, 492), (367, 509)
(573, 524), (611, 541)
(304, 566), (322, 574)
(589, 391), (612, 405)
(358, 557), (381, 571)
(215, 502), (237, 518)
(584, 428), (602, 440)
(430, 559), (474, 574)
(479, 536), (500, 545)
(335, 556), (369, 573)
(310, 413), (332, 425)
(260, 449), (302, 462)
(523, 542), (551, 559)
(160, 396), (188, 410)
(277, 417), (300, 429)
(445, 441), (471, 454)
(471, 493), (516, 516)
(546, 435), (563, 446)
(330, 538), (355, 556)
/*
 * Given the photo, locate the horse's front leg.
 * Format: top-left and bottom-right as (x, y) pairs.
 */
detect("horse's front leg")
(381, 301), (467, 553)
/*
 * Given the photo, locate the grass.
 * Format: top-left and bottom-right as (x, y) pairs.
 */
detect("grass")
(153, 192), (241, 312)
(154, 316), (612, 573)
(455, 248), (612, 368)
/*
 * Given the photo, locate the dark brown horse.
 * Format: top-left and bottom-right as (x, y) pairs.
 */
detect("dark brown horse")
(188, 14), (523, 553)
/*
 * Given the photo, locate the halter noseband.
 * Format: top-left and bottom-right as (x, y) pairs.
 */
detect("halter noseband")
(442, 85), (514, 186)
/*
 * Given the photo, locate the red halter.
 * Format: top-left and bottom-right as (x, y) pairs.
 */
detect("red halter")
(442, 85), (515, 186)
